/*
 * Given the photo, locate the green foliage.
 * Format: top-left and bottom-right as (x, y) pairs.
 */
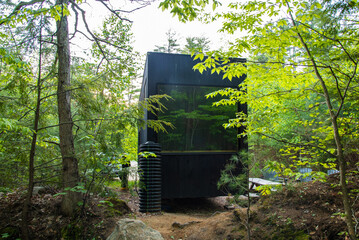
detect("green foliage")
(98, 197), (130, 217)
(0, 2), (168, 200)
(161, 0), (359, 237)
(0, 187), (11, 194)
(61, 223), (83, 240)
(256, 184), (275, 196)
(218, 153), (248, 196)
(138, 151), (158, 159)
(161, 0), (359, 174)
(157, 85), (237, 151)
(0, 16), (59, 187)
(0, 226), (19, 240)
(159, 0), (221, 22)
(182, 36), (211, 55)
(139, 94), (175, 134)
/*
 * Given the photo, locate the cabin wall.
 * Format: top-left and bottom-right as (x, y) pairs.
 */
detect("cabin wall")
(139, 52), (247, 199)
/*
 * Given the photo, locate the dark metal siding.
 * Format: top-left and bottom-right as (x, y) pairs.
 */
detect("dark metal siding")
(161, 153), (240, 198)
(139, 52), (247, 199)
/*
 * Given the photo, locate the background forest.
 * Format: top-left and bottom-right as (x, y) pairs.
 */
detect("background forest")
(0, 0), (359, 239)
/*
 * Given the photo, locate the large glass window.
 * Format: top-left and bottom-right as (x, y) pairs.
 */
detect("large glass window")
(157, 84), (238, 152)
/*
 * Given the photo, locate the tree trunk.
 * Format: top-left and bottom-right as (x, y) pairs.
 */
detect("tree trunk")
(21, 25), (43, 240)
(336, 139), (356, 240)
(286, 3), (356, 237)
(246, 165), (251, 240)
(56, 0), (81, 216)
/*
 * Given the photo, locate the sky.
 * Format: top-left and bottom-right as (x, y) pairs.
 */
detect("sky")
(129, 2), (227, 54)
(75, 1), (230, 57)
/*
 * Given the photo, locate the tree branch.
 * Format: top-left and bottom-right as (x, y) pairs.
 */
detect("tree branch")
(43, 140), (60, 146)
(34, 157), (62, 169)
(97, 0), (133, 23)
(69, 2), (79, 41)
(329, 66), (343, 100)
(260, 133), (335, 157)
(248, 59), (328, 69)
(69, 0), (109, 62)
(295, 20), (359, 44)
(0, 0), (45, 25)
(37, 114), (134, 131)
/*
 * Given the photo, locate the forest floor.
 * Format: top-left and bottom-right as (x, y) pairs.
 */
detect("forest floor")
(0, 172), (358, 239)
(137, 172), (358, 240)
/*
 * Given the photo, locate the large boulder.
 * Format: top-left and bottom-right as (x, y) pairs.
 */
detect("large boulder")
(106, 218), (164, 240)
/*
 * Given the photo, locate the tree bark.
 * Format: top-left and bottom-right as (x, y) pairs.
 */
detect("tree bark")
(56, 0), (81, 216)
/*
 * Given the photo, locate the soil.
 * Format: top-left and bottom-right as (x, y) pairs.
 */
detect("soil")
(0, 172), (358, 240)
(139, 197), (242, 240)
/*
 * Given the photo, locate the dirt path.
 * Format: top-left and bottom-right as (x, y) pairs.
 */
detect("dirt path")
(137, 197), (243, 240)
(140, 211), (240, 240)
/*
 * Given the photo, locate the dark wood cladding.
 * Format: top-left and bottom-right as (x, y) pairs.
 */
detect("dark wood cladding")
(161, 153), (242, 198)
(139, 52), (247, 199)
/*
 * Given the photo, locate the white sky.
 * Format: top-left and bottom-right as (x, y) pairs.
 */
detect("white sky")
(71, 1), (231, 58)
(129, 2), (228, 54)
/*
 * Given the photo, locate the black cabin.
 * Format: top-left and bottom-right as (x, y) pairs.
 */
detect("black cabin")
(139, 52), (246, 199)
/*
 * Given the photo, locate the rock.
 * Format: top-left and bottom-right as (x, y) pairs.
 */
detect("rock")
(108, 198), (131, 214)
(172, 222), (183, 229)
(238, 193), (259, 200)
(224, 204), (235, 210)
(172, 221), (201, 229)
(106, 218), (164, 240)
(32, 186), (45, 195)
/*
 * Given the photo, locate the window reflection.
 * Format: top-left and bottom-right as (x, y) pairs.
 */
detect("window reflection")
(157, 84), (237, 152)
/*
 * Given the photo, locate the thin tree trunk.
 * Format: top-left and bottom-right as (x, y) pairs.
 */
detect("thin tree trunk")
(21, 25), (43, 240)
(285, 2), (356, 238)
(56, 0), (81, 216)
(246, 166), (251, 240)
(298, 34), (356, 240)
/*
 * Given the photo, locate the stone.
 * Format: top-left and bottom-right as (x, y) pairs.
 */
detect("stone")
(32, 186), (45, 195)
(106, 218), (164, 240)
(172, 221), (201, 229)
(224, 204), (235, 210)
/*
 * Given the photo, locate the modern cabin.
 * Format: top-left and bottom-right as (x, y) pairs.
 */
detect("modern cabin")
(139, 52), (247, 199)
